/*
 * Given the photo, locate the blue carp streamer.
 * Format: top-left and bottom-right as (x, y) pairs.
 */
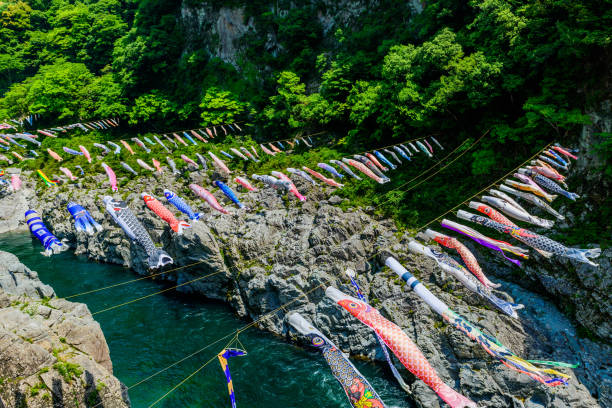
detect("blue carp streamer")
(67, 202), (103, 235)
(25, 209), (63, 255)
(218, 348), (247, 408)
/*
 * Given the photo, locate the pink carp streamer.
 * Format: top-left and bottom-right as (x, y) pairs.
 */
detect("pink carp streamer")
(271, 171), (306, 201)
(326, 287), (477, 408)
(47, 149), (63, 162)
(209, 152), (231, 175)
(302, 166), (343, 188)
(235, 177), (257, 192)
(101, 163), (118, 192)
(79, 145), (92, 163)
(343, 158), (387, 184)
(11, 174), (21, 191)
(189, 183), (229, 214)
(59, 167), (78, 181)
(120, 140), (135, 155)
(425, 229), (500, 289)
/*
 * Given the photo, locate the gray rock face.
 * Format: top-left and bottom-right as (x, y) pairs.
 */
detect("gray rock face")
(0, 250), (130, 408)
(10, 161), (608, 407)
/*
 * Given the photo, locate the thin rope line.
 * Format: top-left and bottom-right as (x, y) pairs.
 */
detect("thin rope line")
(63, 260), (207, 300)
(415, 142), (554, 231)
(91, 269), (225, 315)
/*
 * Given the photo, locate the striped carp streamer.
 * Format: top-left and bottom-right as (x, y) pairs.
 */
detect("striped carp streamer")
(287, 168), (317, 185)
(218, 348), (247, 408)
(498, 184), (565, 221)
(424, 229), (500, 288)
(214, 181), (246, 209)
(343, 269), (411, 393)
(121, 162), (138, 176)
(271, 171), (306, 201)
(209, 152), (232, 175)
(287, 313), (388, 408)
(11, 152), (24, 161)
(101, 163), (118, 192)
(59, 167), (77, 181)
(538, 155), (566, 170)
(37, 170), (58, 186)
(518, 168), (580, 201)
(164, 189), (201, 221)
(326, 286), (477, 408)
(189, 183), (229, 214)
(25, 209), (64, 256)
(545, 149), (569, 167)
(408, 240), (523, 318)
(385, 256), (575, 386)
(330, 160), (361, 180)
(479, 195), (554, 228)
(302, 166), (343, 188)
(142, 193), (191, 234)
(47, 148), (63, 162)
(234, 177), (257, 192)
(103, 196), (173, 269)
(441, 219), (529, 266)
(457, 210), (601, 267)
(67, 202), (103, 235)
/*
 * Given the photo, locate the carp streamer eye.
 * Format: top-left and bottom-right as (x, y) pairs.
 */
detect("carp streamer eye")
(348, 302), (359, 309)
(312, 336), (324, 346)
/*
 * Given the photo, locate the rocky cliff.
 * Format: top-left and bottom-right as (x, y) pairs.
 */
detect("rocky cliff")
(0, 145), (606, 407)
(0, 251), (130, 408)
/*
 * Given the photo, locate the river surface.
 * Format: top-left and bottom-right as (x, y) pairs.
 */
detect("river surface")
(0, 231), (409, 407)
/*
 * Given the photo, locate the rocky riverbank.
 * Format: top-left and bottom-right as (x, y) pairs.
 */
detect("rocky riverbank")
(0, 251), (130, 408)
(0, 156), (608, 407)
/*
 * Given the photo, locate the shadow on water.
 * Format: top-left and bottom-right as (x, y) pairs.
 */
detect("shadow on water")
(0, 231), (411, 408)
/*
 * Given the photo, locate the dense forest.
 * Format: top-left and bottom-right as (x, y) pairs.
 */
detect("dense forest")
(1, 0), (610, 239)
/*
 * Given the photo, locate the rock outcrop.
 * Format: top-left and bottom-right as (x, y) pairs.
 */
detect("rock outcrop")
(0, 251), (130, 408)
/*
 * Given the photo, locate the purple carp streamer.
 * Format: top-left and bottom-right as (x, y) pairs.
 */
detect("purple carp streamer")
(385, 256), (575, 386)
(288, 313), (388, 408)
(441, 218), (529, 265)
(505, 176), (557, 202)
(408, 240), (523, 318)
(457, 210), (601, 266)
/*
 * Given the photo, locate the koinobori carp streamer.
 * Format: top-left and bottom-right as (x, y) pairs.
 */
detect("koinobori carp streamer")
(408, 240), (523, 318)
(457, 210), (601, 267)
(385, 256), (574, 387)
(326, 286), (477, 408)
(142, 193), (191, 234)
(288, 312), (388, 408)
(103, 196), (173, 269)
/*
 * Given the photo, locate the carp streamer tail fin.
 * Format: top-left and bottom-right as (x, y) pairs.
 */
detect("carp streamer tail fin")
(177, 221), (191, 235)
(437, 383), (478, 408)
(148, 250), (174, 269)
(486, 293), (524, 319)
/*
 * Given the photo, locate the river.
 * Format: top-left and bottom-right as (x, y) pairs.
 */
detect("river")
(0, 231), (409, 408)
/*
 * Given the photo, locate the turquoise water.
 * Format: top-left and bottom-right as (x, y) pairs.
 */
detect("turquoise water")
(0, 232), (411, 408)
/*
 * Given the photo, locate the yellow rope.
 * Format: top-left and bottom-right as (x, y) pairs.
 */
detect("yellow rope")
(416, 142), (554, 231)
(63, 260), (207, 300)
(91, 269), (225, 315)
